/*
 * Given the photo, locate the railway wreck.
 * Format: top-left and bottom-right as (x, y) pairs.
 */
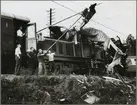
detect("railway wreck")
(1, 2), (136, 105)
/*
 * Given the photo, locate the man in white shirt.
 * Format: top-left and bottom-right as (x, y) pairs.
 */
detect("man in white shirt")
(37, 33), (43, 41)
(17, 26), (25, 45)
(47, 50), (56, 74)
(37, 49), (47, 75)
(14, 44), (22, 75)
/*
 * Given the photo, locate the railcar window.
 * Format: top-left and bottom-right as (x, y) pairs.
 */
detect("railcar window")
(27, 25), (35, 38)
(2, 18), (13, 34)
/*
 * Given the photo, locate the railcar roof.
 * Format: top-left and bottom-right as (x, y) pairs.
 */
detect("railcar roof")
(1, 12), (30, 22)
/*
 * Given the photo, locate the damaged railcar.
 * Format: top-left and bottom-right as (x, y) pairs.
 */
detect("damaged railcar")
(37, 26), (136, 76)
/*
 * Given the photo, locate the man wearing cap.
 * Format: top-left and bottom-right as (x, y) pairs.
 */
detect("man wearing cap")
(47, 50), (56, 74)
(37, 49), (47, 75)
(14, 44), (22, 75)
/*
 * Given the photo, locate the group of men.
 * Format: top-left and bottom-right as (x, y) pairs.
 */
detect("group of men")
(37, 49), (55, 75)
(14, 26), (56, 76)
(15, 44), (56, 75)
(15, 26), (25, 75)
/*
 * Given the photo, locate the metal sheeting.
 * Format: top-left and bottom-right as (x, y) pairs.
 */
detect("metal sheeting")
(1, 12), (30, 22)
(79, 27), (110, 42)
(79, 27), (111, 50)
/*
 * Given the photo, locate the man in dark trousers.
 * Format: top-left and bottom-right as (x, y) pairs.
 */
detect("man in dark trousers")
(37, 49), (47, 75)
(14, 44), (22, 75)
(47, 50), (56, 74)
(27, 47), (38, 74)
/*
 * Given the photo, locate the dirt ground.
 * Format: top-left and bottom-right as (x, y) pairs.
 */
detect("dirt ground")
(1, 74), (136, 104)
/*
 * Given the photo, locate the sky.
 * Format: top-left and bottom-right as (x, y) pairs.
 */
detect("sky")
(1, 1), (136, 41)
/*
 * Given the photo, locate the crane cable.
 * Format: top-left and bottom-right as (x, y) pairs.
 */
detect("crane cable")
(51, 0), (102, 25)
(36, 11), (81, 33)
(51, 0), (76, 13)
(36, 1), (102, 34)
(51, 0), (127, 37)
(46, 15), (83, 52)
(90, 19), (127, 36)
(52, 0), (102, 13)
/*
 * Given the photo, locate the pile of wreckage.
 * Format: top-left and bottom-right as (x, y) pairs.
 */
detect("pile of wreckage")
(1, 74), (136, 104)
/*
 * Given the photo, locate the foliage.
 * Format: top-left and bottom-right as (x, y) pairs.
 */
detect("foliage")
(1, 75), (136, 104)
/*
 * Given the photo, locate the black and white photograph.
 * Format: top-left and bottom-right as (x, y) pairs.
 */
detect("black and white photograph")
(1, 0), (136, 104)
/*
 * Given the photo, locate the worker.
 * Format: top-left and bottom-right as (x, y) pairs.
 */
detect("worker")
(88, 3), (97, 20)
(47, 50), (56, 75)
(14, 44), (22, 75)
(27, 47), (38, 75)
(81, 3), (97, 28)
(16, 26), (25, 45)
(37, 49), (47, 75)
(37, 33), (43, 41)
(72, 27), (78, 44)
(82, 8), (88, 17)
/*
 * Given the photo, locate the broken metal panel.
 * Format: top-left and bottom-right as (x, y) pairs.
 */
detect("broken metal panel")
(81, 91), (100, 104)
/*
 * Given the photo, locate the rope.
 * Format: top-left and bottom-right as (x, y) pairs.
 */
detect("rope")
(36, 12), (81, 33)
(37, 1), (102, 34)
(52, 1), (102, 13)
(51, 0), (77, 13)
(51, 1), (127, 37)
(51, 0), (82, 24)
(90, 20), (127, 36)
(46, 15), (83, 52)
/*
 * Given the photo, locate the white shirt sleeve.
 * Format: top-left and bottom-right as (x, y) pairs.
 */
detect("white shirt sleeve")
(15, 47), (21, 58)
(17, 30), (23, 37)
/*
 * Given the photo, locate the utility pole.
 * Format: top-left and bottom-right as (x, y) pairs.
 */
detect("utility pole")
(50, 8), (52, 26)
(47, 8), (55, 37)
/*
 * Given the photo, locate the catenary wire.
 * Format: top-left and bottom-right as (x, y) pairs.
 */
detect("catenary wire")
(36, 12), (81, 33)
(51, 0), (127, 37)
(90, 19), (127, 36)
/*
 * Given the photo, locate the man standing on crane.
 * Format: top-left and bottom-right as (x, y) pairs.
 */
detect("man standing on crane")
(81, 3), (97, 28)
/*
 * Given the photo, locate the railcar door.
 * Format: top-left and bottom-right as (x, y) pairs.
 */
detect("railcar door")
(26, 23), (37, 51)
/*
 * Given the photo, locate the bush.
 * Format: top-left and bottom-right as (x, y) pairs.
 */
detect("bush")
(1, 75), (136, 104)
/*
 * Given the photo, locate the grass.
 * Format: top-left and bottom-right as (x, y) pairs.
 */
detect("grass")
(1, 74), (136, 104)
